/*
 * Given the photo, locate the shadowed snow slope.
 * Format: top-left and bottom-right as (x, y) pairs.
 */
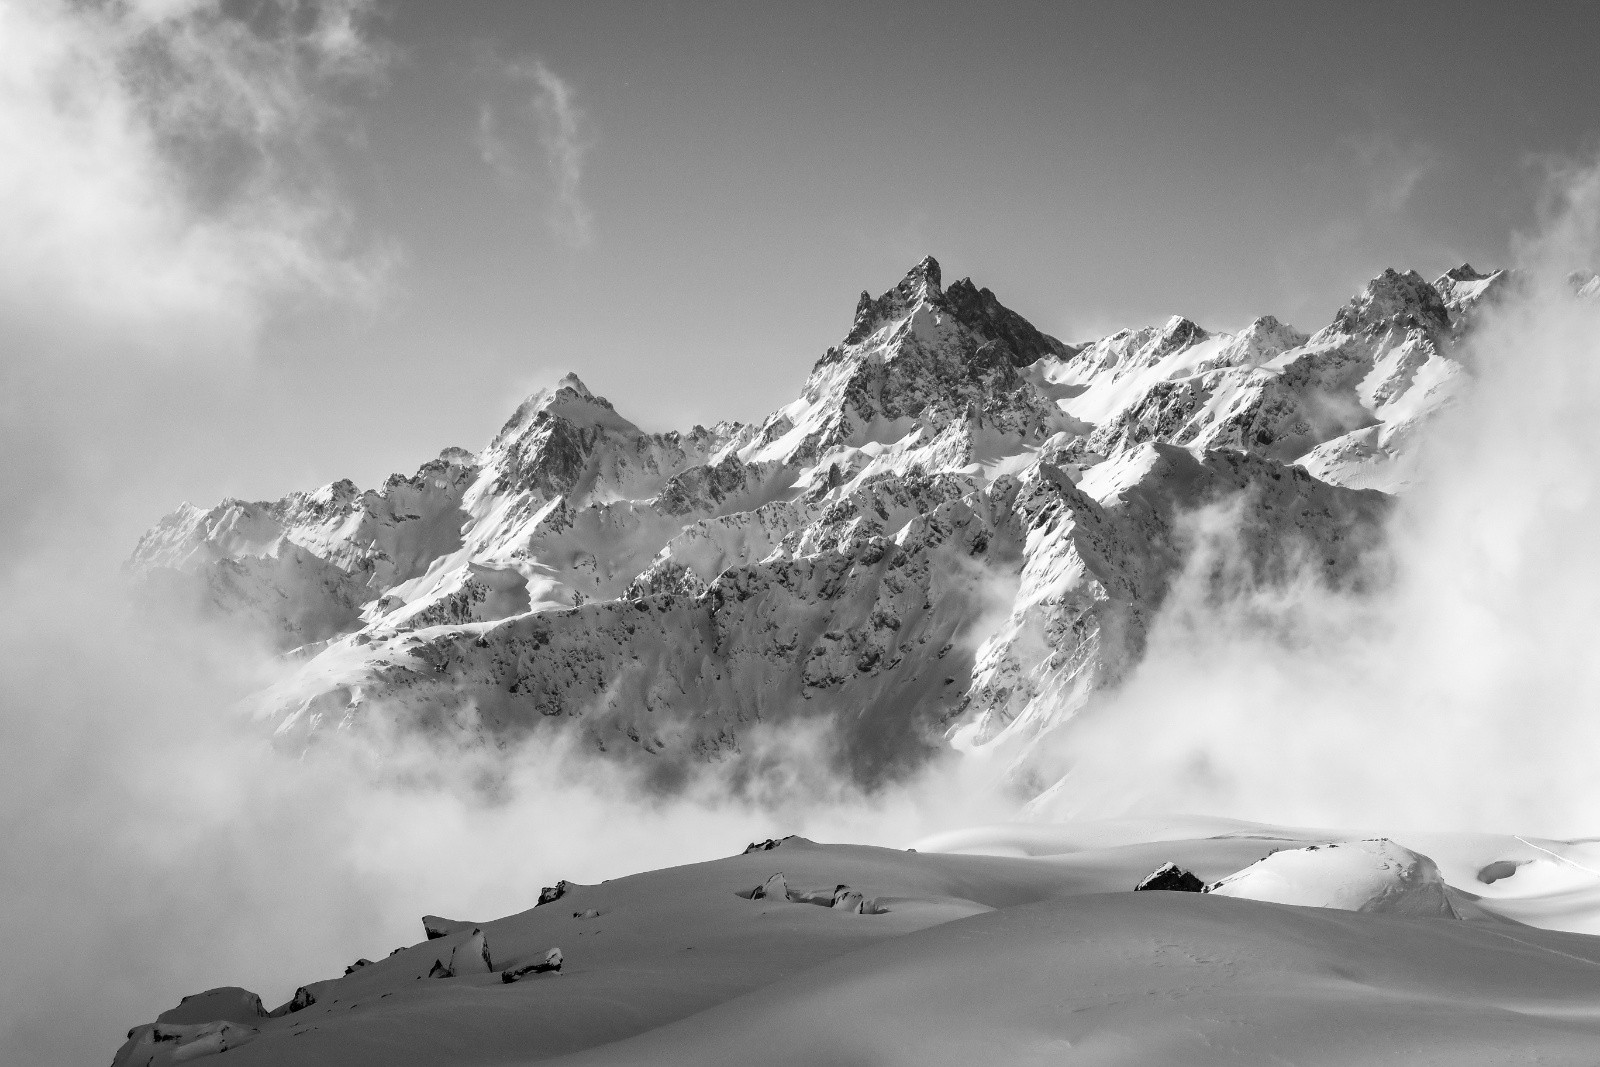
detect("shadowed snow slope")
(112, 818), (1600, 1066)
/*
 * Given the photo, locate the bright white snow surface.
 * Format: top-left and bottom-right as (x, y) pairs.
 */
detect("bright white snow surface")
(115, 816), (1600, 1066)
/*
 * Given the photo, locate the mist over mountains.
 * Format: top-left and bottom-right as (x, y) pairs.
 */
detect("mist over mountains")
(129, 255), (1541, 800)
(108, 248), (1600, 1067)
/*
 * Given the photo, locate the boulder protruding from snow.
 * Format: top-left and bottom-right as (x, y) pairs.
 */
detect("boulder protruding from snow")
(265, 985), (317, 1017)
(112, 1020), (260, 1067)
(749, 873), (791, 901)
(343, 958), (374, 976)
(501, 947), (563, 983)
(447, 928), (493, 975)
(155, 986), (267, 1026)
(743, 836), (792, 854)
(423, 914), (475, 940)
(426, 928), (494, 978)
(1134, 862), (1205, 893)
(832, 888), (866, 913)
(537, 880), (569, 906)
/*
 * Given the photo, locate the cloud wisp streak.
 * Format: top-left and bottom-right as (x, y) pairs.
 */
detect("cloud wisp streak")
(0, 0), (390, 362)
(477, 56), (595, 248)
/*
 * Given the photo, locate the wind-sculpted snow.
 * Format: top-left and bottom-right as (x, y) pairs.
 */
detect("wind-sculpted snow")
(133, 257), (1515, 790)
(107, 818), (1600, 1066)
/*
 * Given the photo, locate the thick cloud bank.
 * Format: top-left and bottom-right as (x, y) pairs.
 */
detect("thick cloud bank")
(1036, 163), (1600, 836)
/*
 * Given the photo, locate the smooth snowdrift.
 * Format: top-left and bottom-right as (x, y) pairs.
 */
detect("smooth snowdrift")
(111, 818), (1600, 1065)
(1206, 838), (1476, 918)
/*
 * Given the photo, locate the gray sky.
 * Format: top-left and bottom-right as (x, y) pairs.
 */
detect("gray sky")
(7, 0), (1600, 547)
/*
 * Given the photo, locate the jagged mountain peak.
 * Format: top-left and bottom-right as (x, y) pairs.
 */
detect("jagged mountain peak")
(436, 446), (477, 467)
(944, 275), (1074, 366)
(1329, 267), (1451, 338)
(906, 253), (942, 288)
(555, 370), (593, 395)
(492, 373), (640, 449)
(1434, 264), (1518, 322)
(303, 479), (361, 507)
(1241, 313), (1300, 338)
(1155, 315), (1207, 352)
(844, 256), (945, 345)
(842, 256), (1069, 368)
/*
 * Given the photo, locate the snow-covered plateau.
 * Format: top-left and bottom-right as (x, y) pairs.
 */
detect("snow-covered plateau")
(113, 818), (1600, 1065)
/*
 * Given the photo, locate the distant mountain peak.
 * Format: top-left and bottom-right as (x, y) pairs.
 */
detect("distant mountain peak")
(554, 371), (593, 397)
(841, 256), (1069, 366)
(844, 256), (945, 345)
(907, 254), (942, 289)
(1330, 267), (1450, 338)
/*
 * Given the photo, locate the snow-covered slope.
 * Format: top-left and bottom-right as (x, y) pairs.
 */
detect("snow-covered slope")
(111, 817), (1600, 1066)
(133, 258), (1508, 784)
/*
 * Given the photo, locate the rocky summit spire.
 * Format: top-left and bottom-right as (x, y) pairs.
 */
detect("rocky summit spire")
(844, 255), (944, 345)
(1328, 268), (1451, 339)
(942, 276), (1074, 366)
(905, 254), (941, 291)
(840, 255), (1071, 365)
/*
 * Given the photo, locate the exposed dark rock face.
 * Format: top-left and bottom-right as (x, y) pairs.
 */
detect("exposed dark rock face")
(1134, 862), (1205, 893)
(748, 873), (791, 901)
(423, 914), (474, 940)
(743, 837), (793, 854)
(501, 947), (563, 983)
(156, 987), (267, 1026)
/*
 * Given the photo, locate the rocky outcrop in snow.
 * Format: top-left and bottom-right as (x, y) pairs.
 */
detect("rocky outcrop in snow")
(1134, 862), (1204, 892)
(501, 947), (563, 982)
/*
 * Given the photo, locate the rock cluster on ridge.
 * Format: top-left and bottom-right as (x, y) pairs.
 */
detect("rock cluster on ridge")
(129, 258), (1514, 791)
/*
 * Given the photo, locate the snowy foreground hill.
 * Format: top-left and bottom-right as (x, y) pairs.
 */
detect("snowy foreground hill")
(131, 256), (1508, 786)
(114, 818), (1600, 1065)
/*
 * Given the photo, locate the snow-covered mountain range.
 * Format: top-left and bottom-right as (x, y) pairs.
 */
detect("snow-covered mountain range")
(131, 257), (1516, 788)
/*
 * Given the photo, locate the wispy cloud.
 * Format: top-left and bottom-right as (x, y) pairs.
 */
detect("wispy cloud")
(0, 0), (391, 363)
(477, 57), (595, 248)
(1267, 129), (1456, 323)
(1345, 130), (1441, 214)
